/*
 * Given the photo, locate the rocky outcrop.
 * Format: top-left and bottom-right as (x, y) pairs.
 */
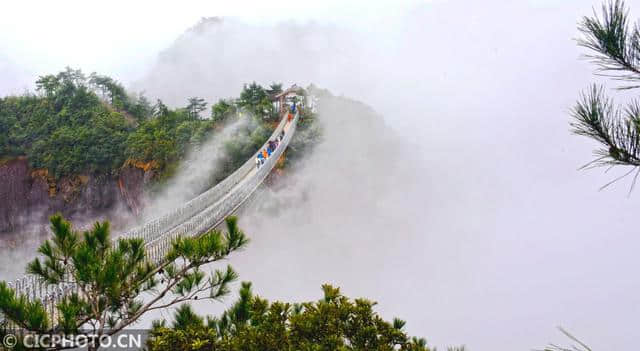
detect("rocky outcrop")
(0, 157), (32, 232)
(119, 165), (146, 217)
(0, 157), (154, 233)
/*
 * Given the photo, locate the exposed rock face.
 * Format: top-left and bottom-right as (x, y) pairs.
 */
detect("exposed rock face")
(0, 158), (152, 233)
(118, 165), (148, 217)
(0, 158), (32, 232)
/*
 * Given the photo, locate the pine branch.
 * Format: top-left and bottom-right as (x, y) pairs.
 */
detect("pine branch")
(571, 84), (640, 170)
(578, 0), (640, 88)
(539, 327), (592, 351)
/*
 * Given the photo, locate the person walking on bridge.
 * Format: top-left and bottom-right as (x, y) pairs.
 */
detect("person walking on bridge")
(256, 153), (264, 169)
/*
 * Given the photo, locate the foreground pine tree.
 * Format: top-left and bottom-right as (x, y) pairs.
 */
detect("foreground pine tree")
(148, 282), (432, 351)
(540, 1), (640, 350)
(572, 0), (640, 190)
(0, 214), (248, 351)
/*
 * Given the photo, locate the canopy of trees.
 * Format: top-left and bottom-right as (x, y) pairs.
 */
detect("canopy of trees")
(211, 99), (236, 124)
(125, 105), (213, 166)
(0, 69), (287, 179)
(0, 68), (138, 178)
(147, 282), (430, 351)
(238, 82), (278, 120)
(0, 70), (320, 201)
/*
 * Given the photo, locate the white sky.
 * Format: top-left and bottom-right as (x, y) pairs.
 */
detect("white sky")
(0, 0), (423, 86)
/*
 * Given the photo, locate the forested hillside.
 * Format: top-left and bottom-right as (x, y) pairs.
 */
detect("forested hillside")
(1, 68), (215, 178)
(0, 68), (319, 231)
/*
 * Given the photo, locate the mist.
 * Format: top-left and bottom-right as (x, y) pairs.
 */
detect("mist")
(0, 54), (32, 96)
(3, 0), (640, 350)
(141, 117), (249, 220)
(131, 1), (640, 349)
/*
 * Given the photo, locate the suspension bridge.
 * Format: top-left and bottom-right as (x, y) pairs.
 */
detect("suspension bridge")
(3, 106), (301, 324)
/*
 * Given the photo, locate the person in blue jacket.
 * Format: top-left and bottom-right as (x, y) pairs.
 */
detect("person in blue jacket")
(256, 153), (264, 169)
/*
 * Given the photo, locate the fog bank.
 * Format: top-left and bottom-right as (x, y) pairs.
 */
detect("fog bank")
(133, 1), (640, 350)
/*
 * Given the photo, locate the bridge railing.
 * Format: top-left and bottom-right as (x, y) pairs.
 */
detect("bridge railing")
(120, 112), (291, 243)
(1, 111), (300, 328)
(145, 112), (299, 264)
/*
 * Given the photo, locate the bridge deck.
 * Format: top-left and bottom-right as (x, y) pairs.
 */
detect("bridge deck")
(144, 116), (295, 246)
(2, 110), (301, 324)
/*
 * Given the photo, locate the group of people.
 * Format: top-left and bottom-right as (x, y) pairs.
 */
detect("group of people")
(256, 129), (286, 169)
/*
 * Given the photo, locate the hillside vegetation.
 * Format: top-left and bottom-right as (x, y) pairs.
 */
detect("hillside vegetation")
(148, 282), (430, 351)
(0, 68), (314, 182)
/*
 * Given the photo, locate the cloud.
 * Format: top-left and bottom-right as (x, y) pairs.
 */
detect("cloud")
(132, 2), (640, 349)
(5, 1), (640, 349)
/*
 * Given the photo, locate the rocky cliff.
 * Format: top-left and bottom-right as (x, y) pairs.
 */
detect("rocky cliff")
(0, 157), (152, 233)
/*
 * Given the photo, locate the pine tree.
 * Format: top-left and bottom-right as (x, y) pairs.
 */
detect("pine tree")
(147, 282), (432, 351)
(187, 97), (207, 120)
(573, 0), (640, 190)
(266, 83), (283, 96)
(0, 215), (248, 351)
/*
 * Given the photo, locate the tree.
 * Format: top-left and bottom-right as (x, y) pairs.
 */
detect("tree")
(147, 282), (431, 351)
(88, 73), (130, 110)
(538, 3), (631, 350)
(3, 68), (137, 178)
(129, 93), (153, 122)
(239, 83), (266, 107)
(187, 97), (207, 120)
(1, 70), (271, 180)
(238, 82), (270, 118)
(154, 99), (169, 117)
(34, 74), (61, 97)
(36, 67), (87, 97)
(211, 99), (235, 124)
(35, 67), (93, 112)
(266, 83), (283, 97)
(0, 215), (248, 351)
(573, 0), (640, 189)
(540, 327), (592, 351)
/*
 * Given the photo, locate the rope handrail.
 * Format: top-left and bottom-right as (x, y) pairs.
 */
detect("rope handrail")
(119, 111), (291, 242)
(1, 110), (301, 327)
